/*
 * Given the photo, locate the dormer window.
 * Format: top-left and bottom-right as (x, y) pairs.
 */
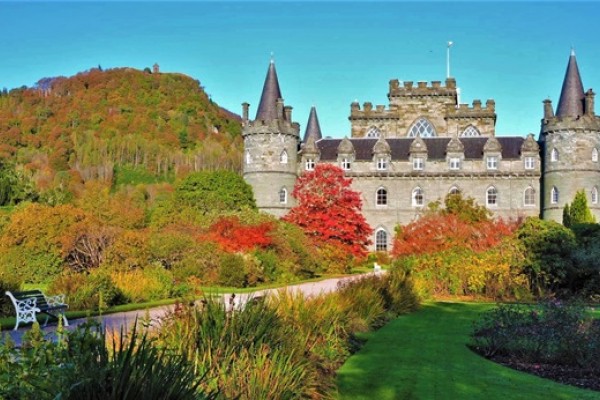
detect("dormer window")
(449, 157), (461, 170)
(486, 156), (498, 170)
(413, 157), (424, 171)
(377, 157), (388, 171)
(593, 148), (598, 162)
(305, 158), (315, 171)
(280, 150), (288, 164)
(551, 148), (559, 162)
(524, 156), (535, 170)
(341, 158), (351, 171)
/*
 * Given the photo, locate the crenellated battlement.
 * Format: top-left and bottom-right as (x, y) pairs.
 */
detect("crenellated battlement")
(388, 77), (458, 99)
(446, 99), (496, 119)
(242, 118), (300, 137)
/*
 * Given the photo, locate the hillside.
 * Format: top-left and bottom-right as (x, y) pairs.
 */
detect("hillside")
(0, 67), (243, 188)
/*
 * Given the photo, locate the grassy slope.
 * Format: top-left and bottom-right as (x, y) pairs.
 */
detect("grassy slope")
(337, 302), (600, 400)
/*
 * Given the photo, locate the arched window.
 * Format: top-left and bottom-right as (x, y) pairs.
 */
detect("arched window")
(449, 186), (461, 195)
(279, 187), (287, 204)
(366, 126), (381, 138)
(592, 187), (598, 204)
(412, 187), (424, 207)
(593, 148), (599, 162)
(375, 229), (388, 252)
(245, 150), (252, 164)
(551, 186), (559, 204)
(461, 125), (481, 137)
(280, 150), (288, 164)
(551, 148), (559, 162)
(524, 187), (535, 206)
(376, 187), (388, 206)
(408, 118), (437, 138)
(486, 186), (498, 207)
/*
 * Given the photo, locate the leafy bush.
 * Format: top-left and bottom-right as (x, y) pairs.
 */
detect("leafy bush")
(49, 271), (126, 311)
(218, 253), (247, 287)
(471, 300), (600, 368)
(0, 272), (21, 316)
(111, 264), (175, 302)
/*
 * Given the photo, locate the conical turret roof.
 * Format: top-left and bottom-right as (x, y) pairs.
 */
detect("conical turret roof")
(255, 61), (283, 121)
(556, 50), (585, 118)
(303, 106), (323, 142)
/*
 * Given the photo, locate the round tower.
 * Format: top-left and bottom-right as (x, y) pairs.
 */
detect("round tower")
(540, 50), (600, 222)
(242, 60), (300, 217)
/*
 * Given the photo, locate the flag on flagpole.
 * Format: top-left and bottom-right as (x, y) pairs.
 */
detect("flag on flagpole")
(448, 41), (454, 47)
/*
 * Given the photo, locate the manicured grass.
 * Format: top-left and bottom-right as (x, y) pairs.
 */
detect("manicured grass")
(336, 302), (600, 400)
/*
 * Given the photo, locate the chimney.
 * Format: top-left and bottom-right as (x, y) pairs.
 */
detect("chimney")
(543, 99), (554, 119)
(242, 102), (249, 122)
(585, 89), (595, 116)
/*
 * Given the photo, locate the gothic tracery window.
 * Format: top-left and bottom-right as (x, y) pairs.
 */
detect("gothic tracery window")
(366, 126), (381, 138)
(461, 125), (481, 137)
(408, 118), (437, 138)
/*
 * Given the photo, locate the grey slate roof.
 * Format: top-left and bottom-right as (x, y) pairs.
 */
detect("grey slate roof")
(556, 51), (585, 118)
(303, 106), (323, 142)
(255, 62), (283, 121)
(316, 137), (527, 161)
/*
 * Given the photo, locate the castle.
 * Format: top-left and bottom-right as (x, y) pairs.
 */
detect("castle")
(242, 51), (600, 251)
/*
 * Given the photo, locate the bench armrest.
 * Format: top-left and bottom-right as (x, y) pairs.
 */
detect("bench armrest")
(45, 294), (66, 307)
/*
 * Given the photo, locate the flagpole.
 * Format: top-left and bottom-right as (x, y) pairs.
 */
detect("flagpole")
(447, 41), (453, 78)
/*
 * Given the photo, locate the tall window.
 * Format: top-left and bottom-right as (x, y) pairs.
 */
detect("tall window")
(524, 156), (535, 170)
(376, 188), (388, 206)
(279, 188), (287, 204)
(305, 158), (315, 170)
(279, 150), (288, 164)
(408, 118), (436, 138)
(551, 148), (559, 162)
(413, 157), (424, 170)
(486, 156), (498, 170)
(486, 187), (498, 207)
(341, 158), (351, 171)
(524, 187), (535, 206)
(551, 186), (559, 204)
(593, 148), (599, 162)
(412, 187), (424, 207)
(461, 125), (481, 137)
(245, 150), (252, 164)
(375, 230), (388, 252)
(377, 157), (388, 171)
(366, 126), (381, 138)
(592, 187), (598, 204)
(449, 157), (461, 170)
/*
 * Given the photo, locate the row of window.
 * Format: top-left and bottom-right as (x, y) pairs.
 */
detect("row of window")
(366, 119), (482, 139)
(311, 156), (537, 172)
(374, 186), (537, 208)
(550, 186), (598, 204)
(551, 147), (599, 162)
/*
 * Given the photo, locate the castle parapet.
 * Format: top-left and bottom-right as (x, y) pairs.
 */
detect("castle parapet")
(388, 78), (459, 99)
(446, 99), (496, 120)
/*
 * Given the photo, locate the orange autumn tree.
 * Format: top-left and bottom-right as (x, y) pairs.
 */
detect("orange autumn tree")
(283, 164), (372, 259)
(392, 193), (517, 257)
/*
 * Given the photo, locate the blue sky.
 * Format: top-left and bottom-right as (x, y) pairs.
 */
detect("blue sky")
(1, 2), (600, 138)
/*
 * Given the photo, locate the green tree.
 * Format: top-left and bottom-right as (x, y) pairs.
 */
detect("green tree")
(175, 170), (256, 215)
(562, 203), (572, 227)
(516, 217), (576, 295)
(568, 190), (596, 225)
(441, 193), (491, 223)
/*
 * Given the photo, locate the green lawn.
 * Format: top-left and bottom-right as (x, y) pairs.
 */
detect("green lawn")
(336, 302), (600, 400)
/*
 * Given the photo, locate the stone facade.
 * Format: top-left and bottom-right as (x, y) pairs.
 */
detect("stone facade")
(243, 53), (600, 251)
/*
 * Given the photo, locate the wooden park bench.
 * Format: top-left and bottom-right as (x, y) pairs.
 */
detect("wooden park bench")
(5, 290), (69, 331)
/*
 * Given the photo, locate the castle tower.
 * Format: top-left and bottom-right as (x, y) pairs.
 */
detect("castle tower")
(540, 50), (600, 222)
(242, 61), (300, 217)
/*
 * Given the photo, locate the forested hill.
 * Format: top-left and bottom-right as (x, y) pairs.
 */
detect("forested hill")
(0, 67), (243, 184)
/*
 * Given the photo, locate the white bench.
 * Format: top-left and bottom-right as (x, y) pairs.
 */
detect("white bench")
(5, 290), (69, 331)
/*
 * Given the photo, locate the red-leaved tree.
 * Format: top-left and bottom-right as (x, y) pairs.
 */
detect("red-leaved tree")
(283, 164), (372, 258)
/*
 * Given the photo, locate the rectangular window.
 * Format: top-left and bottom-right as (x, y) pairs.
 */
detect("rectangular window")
(449, 157), (461, 170)
(412, 157), (424, 171)
(377, 158), (388, 171)
(305, 158), (315, 171)
(486, 156), (498, 170)
(341, 158), (351, 171)
(524, 156), (535, 170)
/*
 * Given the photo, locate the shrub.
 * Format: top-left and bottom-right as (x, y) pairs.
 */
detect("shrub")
(0, 272), (21, 316)
(471, 300), (600, 369)
(111, 264), (175, 303)
(49, 271), (126, 311)
(218, 253), (247, 287)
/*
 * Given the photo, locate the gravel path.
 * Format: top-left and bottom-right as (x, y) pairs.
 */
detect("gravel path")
(3, 273), (378, 346)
